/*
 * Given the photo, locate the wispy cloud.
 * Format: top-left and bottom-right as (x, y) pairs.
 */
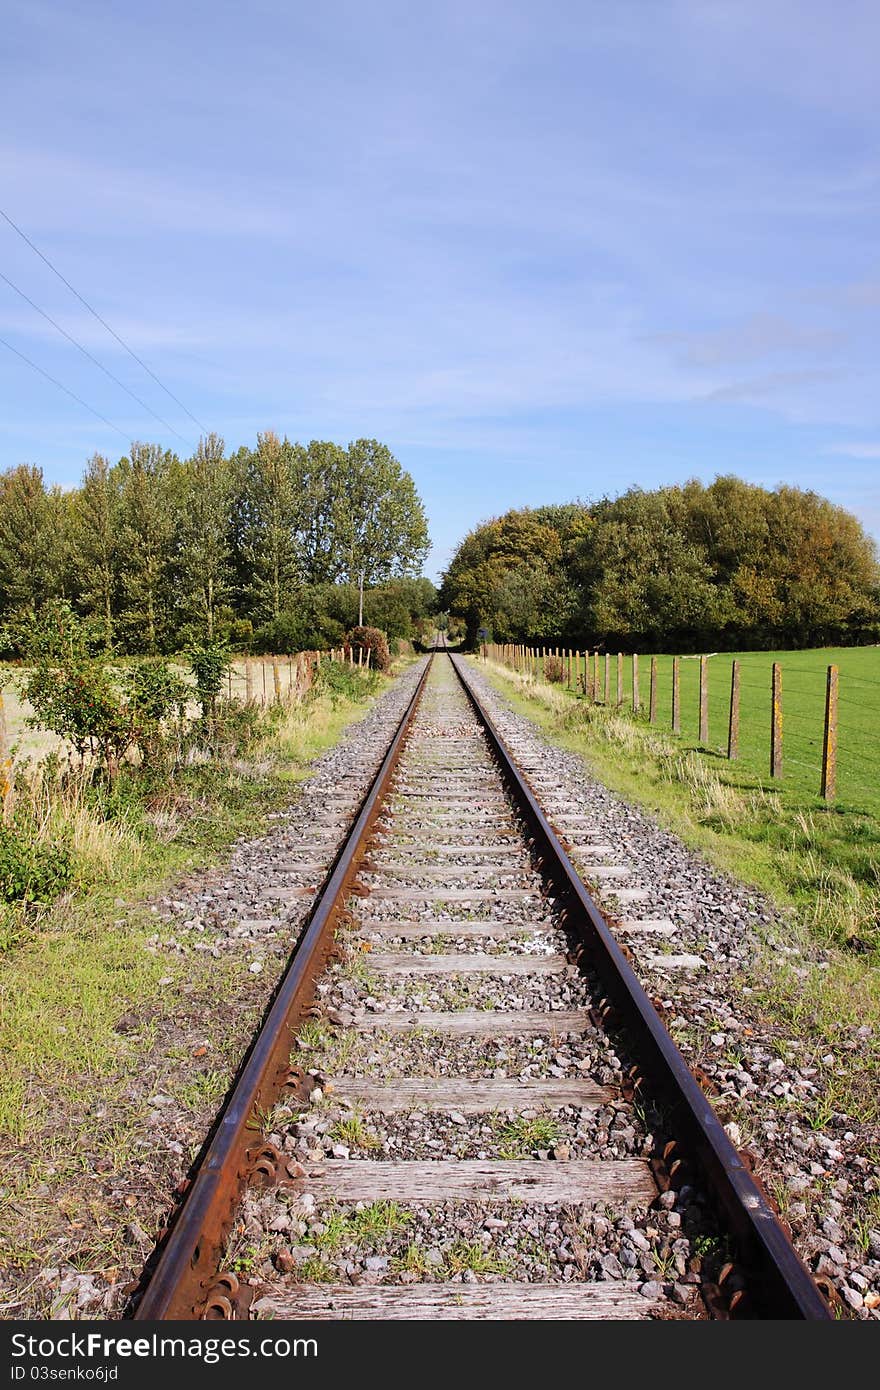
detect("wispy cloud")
(828, 442), (880, 459)
(654, 314), (841, 368)
(695, 370), (842, 404)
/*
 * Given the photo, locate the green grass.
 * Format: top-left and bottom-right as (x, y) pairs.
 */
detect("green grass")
(0, 665), (407, 1200)
(330, 1112), (382, 1151)
(545, 645), (880, 812)
(308, 1200), (411, 1253)
(481, 653), (880, 958)
(491, 1113), (561, 1157)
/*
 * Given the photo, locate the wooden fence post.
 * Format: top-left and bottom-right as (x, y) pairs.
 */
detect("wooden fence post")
(0, 690), (13, 824)
(727, 660), (740, 760)
(649, 656), (657, 723)
(272, 660), (281, 704)
(245, 660), (253, 703)
(604, 652), (610, 704)
(771, 662), (783, 778)
(672, 656), (680, 734)
(632, 654), (640, 714)
(699, 655), (709, 745)
(617, 652), (623, 706)
(593, 651), (600, 701)
(821, 664), (838, 800)
(227, 666), (233, 701)
(261, 661), (267, 706)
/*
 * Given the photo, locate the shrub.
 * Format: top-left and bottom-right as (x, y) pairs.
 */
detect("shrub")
(544, 655), (565, 683)
(24, 660), (137, 775)
(0, 823), (74, 904)
(188, 641), (231, 726)
(253, 611), (345, 655)
(318, 659), (378, 707)
(212, 698), (265, 754)
(123, 661), (189, 764)
(345, 626), (391, 673)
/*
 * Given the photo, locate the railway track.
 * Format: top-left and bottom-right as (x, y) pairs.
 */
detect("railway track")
(134, 647), (830, 1321)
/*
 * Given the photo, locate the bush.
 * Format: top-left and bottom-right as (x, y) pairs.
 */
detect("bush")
(123, 661), (189, 764)
(24, 660), (137, 774)
(544, 655), (565, 683)
(212, 698), (265, 754)
(345, 625), (391, 673)
(0, 823), (74, 904)
(187, 640), (231, 726)
(317, 659), (378, 707)
(253, 610), (345, 655)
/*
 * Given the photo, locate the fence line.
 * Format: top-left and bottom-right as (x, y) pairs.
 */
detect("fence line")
(480, 642), (850, 803)
(227, 643), (373, 709)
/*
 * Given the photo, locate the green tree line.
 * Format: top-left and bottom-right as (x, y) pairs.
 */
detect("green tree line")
(440, 477), (880, 651)
(0, 433), (434, 654)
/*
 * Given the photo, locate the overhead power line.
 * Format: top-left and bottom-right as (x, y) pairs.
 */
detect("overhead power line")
(0, 334), (129, 441)
(0, 268), (193, 447)
(0, 204), (210, 436)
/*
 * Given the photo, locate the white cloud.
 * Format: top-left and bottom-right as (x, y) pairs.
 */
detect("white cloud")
(828, 442), (880, 459)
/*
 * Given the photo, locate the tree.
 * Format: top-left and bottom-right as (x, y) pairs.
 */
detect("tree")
(440, 506), (584, 645)
(175, 433), (232, 640)
(336, 440), (429, 625)
(295, 440), (349, 584)
(442, 482), (880, 651)
(69, 453), (121, 649)
(231, 431), (302, 622)
(116, 442), (179, 652)
(0, 465), (63, 616)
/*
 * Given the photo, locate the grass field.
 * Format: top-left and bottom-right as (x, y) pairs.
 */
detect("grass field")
(0, 656), (333, 766)
(541, 646), (880, 815)
(478, 648), (880, 962)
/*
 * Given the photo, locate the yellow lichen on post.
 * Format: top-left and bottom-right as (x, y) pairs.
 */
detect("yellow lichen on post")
(728, 660), (740, 761)
(771, 662), (783, 779)
(0, 689), (13, 823)
(821, 664), (838, 800)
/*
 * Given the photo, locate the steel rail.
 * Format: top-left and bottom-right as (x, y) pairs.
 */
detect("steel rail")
(133, 655), (434, 1320)
(450, 652), (830, 1320)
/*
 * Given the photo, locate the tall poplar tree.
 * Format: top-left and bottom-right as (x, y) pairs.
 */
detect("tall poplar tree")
(232, 431), (301, 621)
(69, 453), (121, 648)
(176, 433), (232, 638)
(0, 465), (61, 613)
(337, 439), (430, 625)
(117, 442), (178, 652)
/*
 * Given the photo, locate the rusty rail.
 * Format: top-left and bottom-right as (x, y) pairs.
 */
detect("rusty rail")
(133, 655), (434, 1319)
(450, 652), (830, 1320)
(133, 646), (829, 1320)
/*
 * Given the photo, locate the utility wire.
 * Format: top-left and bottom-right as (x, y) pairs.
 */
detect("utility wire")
(0, 205), (209, 435)
(0, 268), (193, 447)
(0, 334), (129, 440)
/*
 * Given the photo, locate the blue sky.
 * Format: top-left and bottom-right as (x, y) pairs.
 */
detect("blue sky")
(1, 0), (879, 582)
